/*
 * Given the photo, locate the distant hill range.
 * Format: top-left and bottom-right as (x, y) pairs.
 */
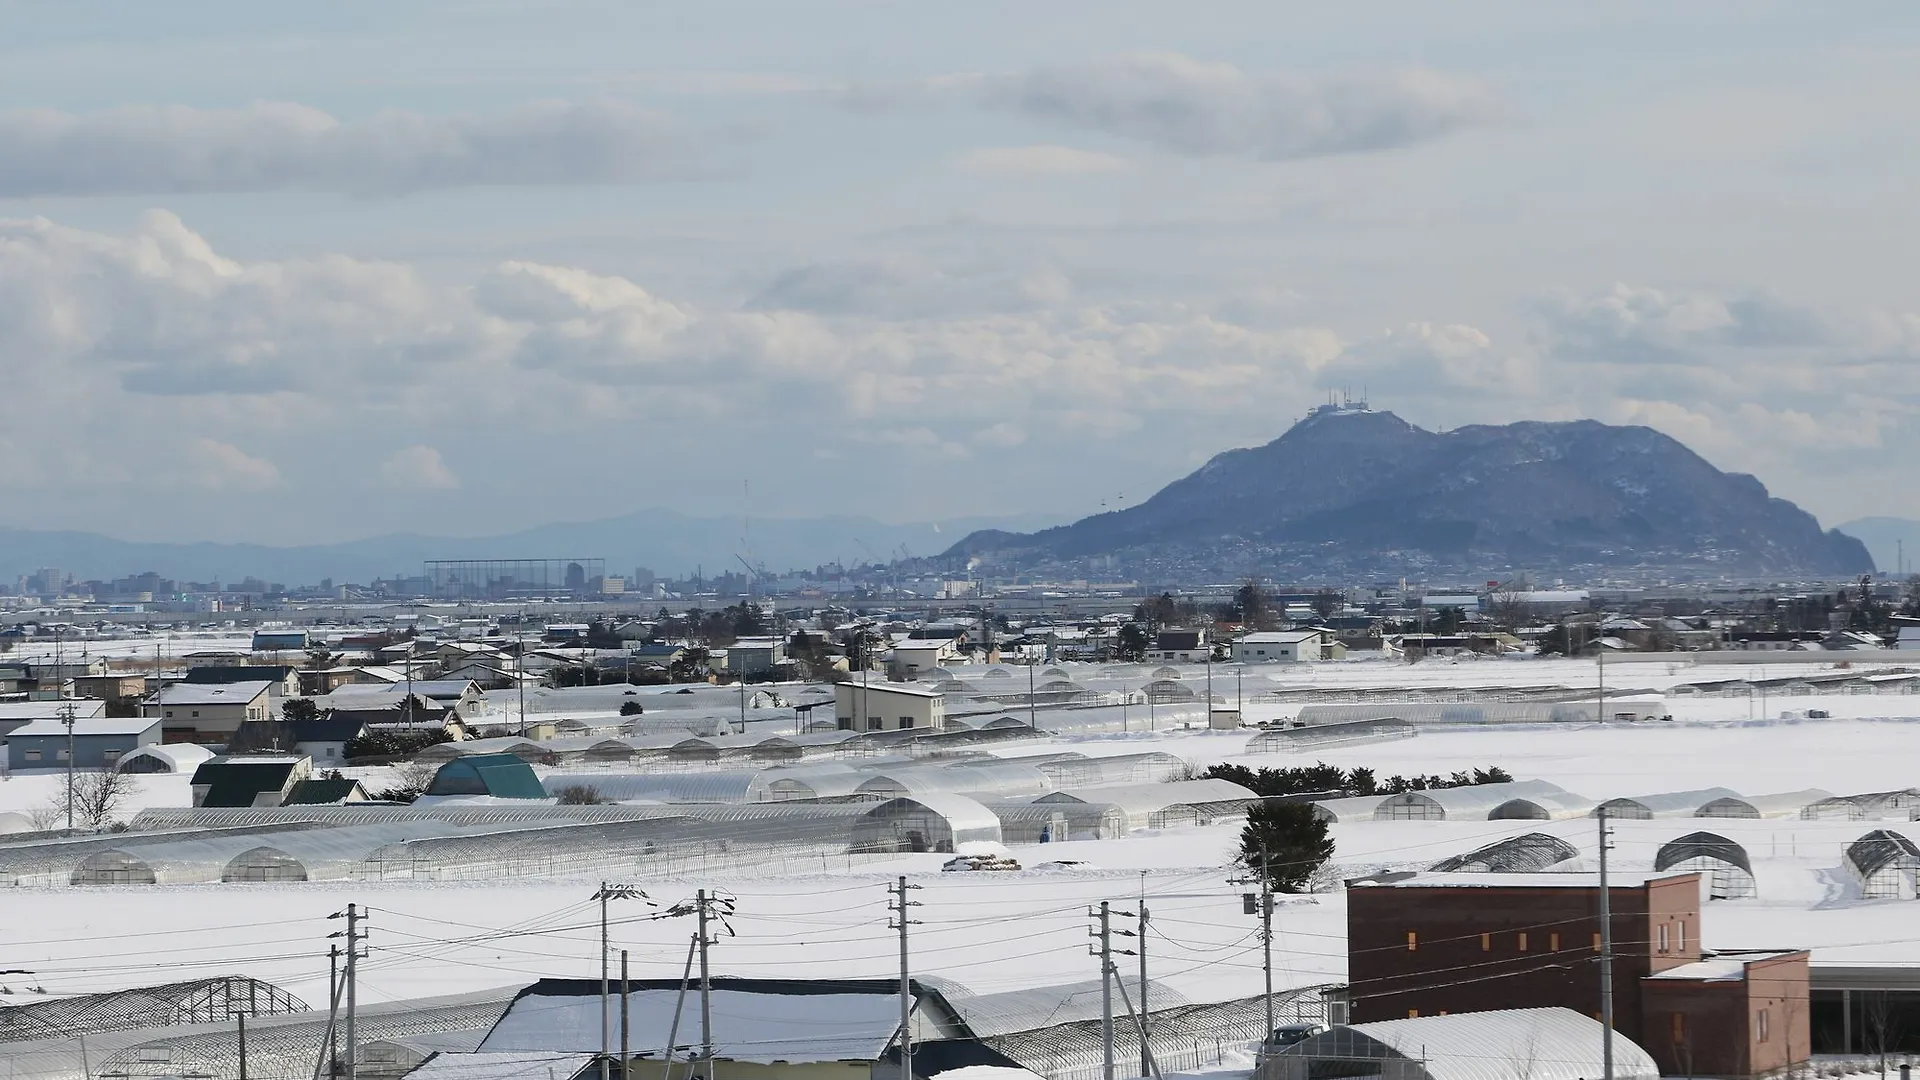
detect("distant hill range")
(0, 509), (1063, 587)
(945, 407), (1873, 580)
(1832, 517), (1920, 575)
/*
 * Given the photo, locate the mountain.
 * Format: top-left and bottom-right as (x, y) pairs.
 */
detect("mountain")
(1832, 517), (1920, 574)
(0, 509), (1064, 586)
(945, 408), (1872, 580)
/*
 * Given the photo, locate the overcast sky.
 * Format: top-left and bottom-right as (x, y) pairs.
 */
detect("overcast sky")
(2, 1), (1917, 545)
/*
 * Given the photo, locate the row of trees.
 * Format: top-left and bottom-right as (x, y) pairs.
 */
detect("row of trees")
(1205, 761), (1513, 799)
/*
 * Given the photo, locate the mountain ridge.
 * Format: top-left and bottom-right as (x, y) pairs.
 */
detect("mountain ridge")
(946, 409), (1870, 579)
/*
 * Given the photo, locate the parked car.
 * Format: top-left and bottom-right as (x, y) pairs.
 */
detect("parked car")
(1262, 1022), (1329, 1052)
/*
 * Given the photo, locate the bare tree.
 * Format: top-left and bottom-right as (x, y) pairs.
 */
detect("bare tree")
(1488, 590), (1531, 632)
(28, 769), (132, 831)
(71, 769), (132, 829)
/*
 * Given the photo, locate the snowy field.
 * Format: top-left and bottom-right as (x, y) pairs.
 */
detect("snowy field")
(7, 710), (1920, 1020)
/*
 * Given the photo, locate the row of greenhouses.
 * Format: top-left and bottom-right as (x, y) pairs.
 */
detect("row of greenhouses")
(1308, 781), (1855, 823)
(2, 773), (1256, 885)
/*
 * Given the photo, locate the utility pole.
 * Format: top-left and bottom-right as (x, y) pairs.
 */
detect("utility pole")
(595, 884), (652, 1080)
(1137, 878), (1151, 1080)
(621, 950), (631, 1080)
(326, 904), (364, 1080)
(1233, 849), (1276, 1044)
(1598, 809), (1615, 1080)
(239, 1013), (249, 1080)
(888, 876), (922, 1080)
(327, 944), (340, 1079)
(697, 889), (716, 1080)
(1028, 659), (1037, 730)
(1091, 901), (1115, 1080)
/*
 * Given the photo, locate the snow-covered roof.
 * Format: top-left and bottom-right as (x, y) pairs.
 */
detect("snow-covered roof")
(1375, 780), (1568, 820)
(1595, 787), (1743, 818)
(6, 716), (156, 738)
(407, 1052), (595, 1080)
(1646, 958), (1749, 982)
(479, 983), (906, 1063)
(1271, 1008), (1659, 1080)
(156, 681), (274, 705)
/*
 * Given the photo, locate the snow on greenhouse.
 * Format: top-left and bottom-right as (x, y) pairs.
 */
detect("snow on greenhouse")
(1262, 1008), (1659, 1080)
(1, 988), (515, 1080)
(1292, 697), (1666, 726)
(0, 976), (307, 1042)
(856, 761), (1053, 801)
(1029, 752), (1189, 787)
(1593, 787), (1741, 819)
(1245, 717), (1416, 753)
(1309, 795), (1391, 823)
(1654, 831), (1756, 900)
(1694, 789), (1832, 819)
(116, 743), (215, 774)
(1846, 829), (1920, 899)
(1427, 833), (1579, 873)
(1034, 778), (1258, 830)
(851, 794), (1003, 852)
(1486, 790), (1596, 820)
(1799, 788), (1920, 820)
(1374, 781), (1570, 821)
(989, 800), (1125, 843)
(415, 737), (553, 766)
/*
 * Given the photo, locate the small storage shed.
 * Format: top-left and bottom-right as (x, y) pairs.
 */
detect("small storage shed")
(850, 794), (1003, 853)
(1654, 831), (1756, 900)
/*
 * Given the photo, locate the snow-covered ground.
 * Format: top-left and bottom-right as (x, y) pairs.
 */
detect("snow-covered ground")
(7, 650), (1920, 1046)
(6, 714), (1920, 1013)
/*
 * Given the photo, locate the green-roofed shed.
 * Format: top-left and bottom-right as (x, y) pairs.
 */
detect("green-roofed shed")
(424, 753), (548, 800)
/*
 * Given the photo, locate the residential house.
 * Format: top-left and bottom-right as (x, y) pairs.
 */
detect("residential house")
(5, 716), (161, 771)
(184, 664), (300, 698)
(189, 754), (314, 807)
(149, 681), (276, 744)
(1150, 629), (1210, 663)
(888, 638), (966, 681)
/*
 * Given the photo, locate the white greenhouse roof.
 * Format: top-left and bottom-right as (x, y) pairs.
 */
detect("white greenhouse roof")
(1037, 779), (1257, 820)
(1279, 1008), (1658, 1080)
(1598, 787), (1743, 817)
(479, 988), (903, 1063)
(1375, 780), (1568, 819)
(408, 1052), (595, 1080)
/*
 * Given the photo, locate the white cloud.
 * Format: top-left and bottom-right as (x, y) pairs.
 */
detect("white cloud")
(967, 53), (1495, 160)
(745, 256), (1072, 318)
(181, 439), (280, 491)
(953, 145), (1129, 175)
(376, 446), (461, 491)
(0, 100), (687, 196)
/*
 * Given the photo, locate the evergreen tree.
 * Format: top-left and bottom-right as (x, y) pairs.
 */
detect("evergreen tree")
(1238, 802), (1335, 894)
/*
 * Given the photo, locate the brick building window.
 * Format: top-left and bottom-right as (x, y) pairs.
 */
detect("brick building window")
(1407, 1009), (1419, 1018)
(1658, 924), (1670, 953)
(1406, 931), (1418, 951)
(1757, 1009), (1770, 1043)
(1516, 932), (1529, 951)
(1549, 932), (1560, 951)
(1592, 933), (1602, 952)
(1671, 1012), (1685, 1042)
(1480, 933), (1491, 952)
(1678, 921), (1687, 951)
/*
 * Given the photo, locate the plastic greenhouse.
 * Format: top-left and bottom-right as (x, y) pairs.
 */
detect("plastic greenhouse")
(850, 794), (1003, 853)
(1654, 831), (1756, 900)
(1034, 778), (1258, 830)
(1846, 829), (1920, 899)
(1374, 781), (1570, 821)
(1695, 789), (1832, 819)
(1592, 787), (1742, 819)
(1486, 791), (1598, 820)
(1308, 795), (1391, 823)
(1244, 718), (1416, 754)
(1428, 833), (1579, 873)
(989, 801), (1126, 843)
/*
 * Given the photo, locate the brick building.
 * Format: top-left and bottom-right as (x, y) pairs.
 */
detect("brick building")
(1346, 871), (1808, 1078)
